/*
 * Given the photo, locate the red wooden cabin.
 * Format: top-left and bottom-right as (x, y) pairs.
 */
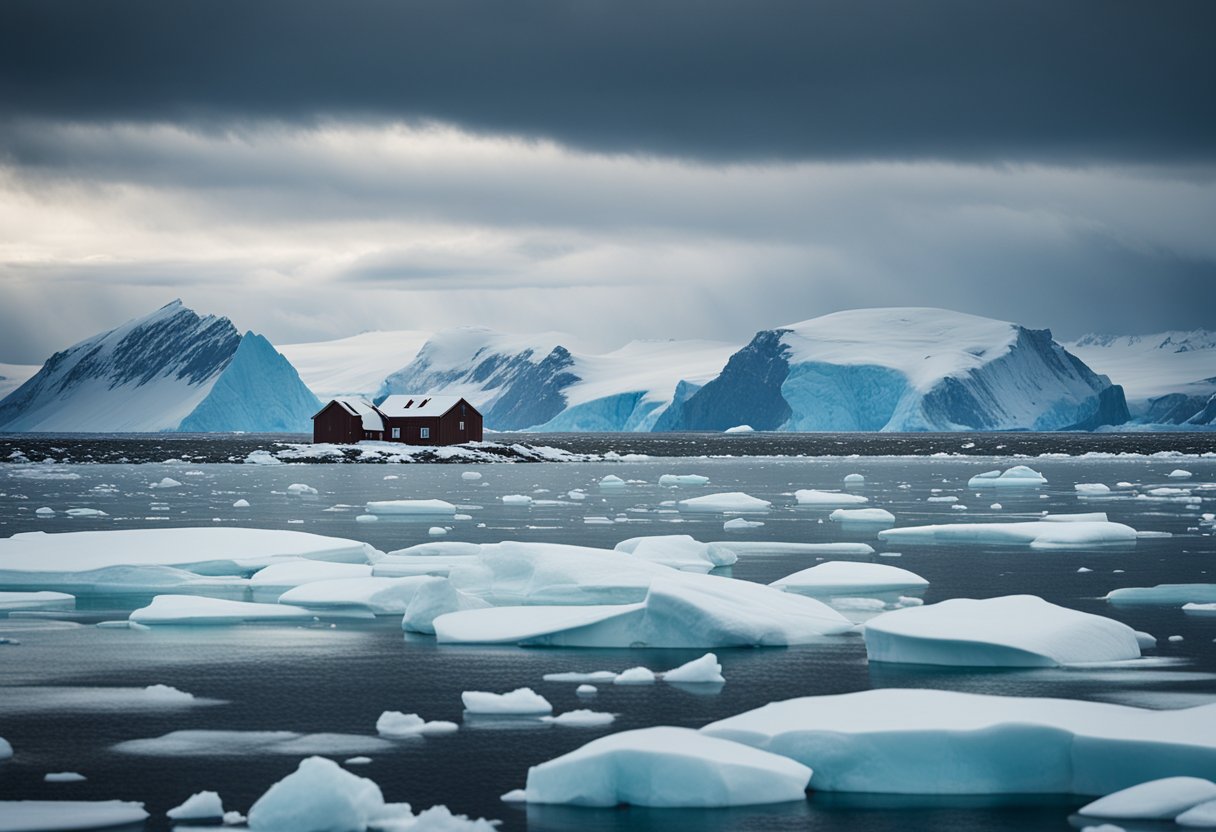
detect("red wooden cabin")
(311, 395), (482, 445)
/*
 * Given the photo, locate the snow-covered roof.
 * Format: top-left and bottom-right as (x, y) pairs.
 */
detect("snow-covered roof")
(326, 397), (384, 431)
(378, 394), (464, 418)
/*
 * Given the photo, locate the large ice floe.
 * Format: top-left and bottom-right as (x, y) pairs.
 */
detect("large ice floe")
(249, 561), (374, 601)
(0, 800), (150, 832)
(966, 465), (1048, 488)
(521, 726), (812, 807)
(114, 731), (394, 757)
(877, 518), (1138, 549)
(863, 595), (1142, 667)
(129, 595), (335, 625)
(701, 689), (1216, 794)
(771, 562), (928, 597)
(435, 572), (850, 648)
(0, 528), (379, 592)
(246, 756), (497, 832)
(363, 499), (457, 517)
(0, 590), (74, 611)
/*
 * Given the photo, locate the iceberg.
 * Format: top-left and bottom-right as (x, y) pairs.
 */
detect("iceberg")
(877, 520), (1137, 549)
(0, 801), (149, 832)
(376, 711), (458, 738)
(364, 499), (456, 516)
(278, 576), (433, 615)
(523, 726), (812, 807)
(967, 466), (1047, 488)
(1078, 777), (1216, 820)
(863, 595), (1142, 667)
(772, 562), (928, 597)
(541, 710), (615, 727)
(286, 483), (318, 496)
(702, 689), (1216, 794)
(435, 574), (851, 648)
(461, 688), (552, 715)
(795, 490), (868, 506)
(246, 756), (412, 832)
(678, 492), (771, 513)
(130, 595), (330, 625)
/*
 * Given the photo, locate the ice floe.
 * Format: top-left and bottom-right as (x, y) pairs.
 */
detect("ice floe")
(44, 772), (87, 783)
(364, 499), (456, 516)
(278, 576), (433, 615)
(0, 801), (150, 831)
(249, 561), (374, 601)
(878, 519), (1138, 549)
(702, 688), (1216, 794)
(613, 534), (736, 572)
(863, 595), (1142, 667)
(1106, 584), (1216, 606)
(772, 562), (928, 597)
(462, 688), (552, 715)
(541, 710), (615, 727)
(1077, 776), (1216, 820)
(130, 595), (328, 625)
(967, 465), (1047, 488)
(376, 711), (458, 738)
(677, 492), (771, 513)
(522, 726), (812, 807)
(795, 490), (869, 507)
(114, 731), (393, 757)
(0, 591), (74, 611)
(828, 508), (895, 527)
(659, 474), (709, 487)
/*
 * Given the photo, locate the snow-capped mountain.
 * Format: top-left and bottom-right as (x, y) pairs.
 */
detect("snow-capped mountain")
(377, 327), (736, 431)
(0, 301), (321, 433)
(655, 308), (1129, 432)
(1065, 330), (1216, 425)
(279, 330), (432, 399)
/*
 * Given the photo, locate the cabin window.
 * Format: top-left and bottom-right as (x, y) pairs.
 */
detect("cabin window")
(391, 427), (400, 439)
(459, 421), (465, 431)
(420, 427), (430, 440)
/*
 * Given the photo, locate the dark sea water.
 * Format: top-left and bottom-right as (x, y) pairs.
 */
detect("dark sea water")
(0, 434), (1214, 832)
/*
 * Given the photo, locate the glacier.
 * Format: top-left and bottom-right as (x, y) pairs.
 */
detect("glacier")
(0, 300), (320, 433)
(655, 307), (1129, 432)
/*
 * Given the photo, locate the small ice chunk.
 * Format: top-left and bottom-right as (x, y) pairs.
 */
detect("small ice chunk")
(44, 772), (87, 783)
(990, 503), (1002, 510)
(598, 475), (626, 489)
(500, 495), (533, 506)
(223, 810), (246, 825)
(287, 483), (318, 496)
(35, 507), (55, 516)
(151, 477), (183, 489)
(1168, 469), (1194, 479)
(233, 499), (250, 508)
(662, 653), (724, 684)
(844, 474), (865, 485)
(167, 791), (224, 820)
(724, 424), (754, 433)
(462, 472), (483, 481)
(65, 508), (108, 517)
(1078, 567), (1093, 573)
(428, 527), (447, 537)
(829, 508), (894, 525)
(966, 466), (1047, 488)
(462, 688), (552, 715)
(1178, 798), (1216, 827)
(355, 514), (378, 523)
(543, 671), (618, 684)
(541, 710), (616, 727)
(501, 789), (527, 803)
(376, 711), (458, 738)
(523, 726), (811, 807)
(723, 517), (764, 531)
(365, 499), (456, 516)
(576, 685), (597, 695)
(1075, 483), (1111, 494)
(1078, 776), (1216, 819)
(613, 667), (657, 685)
(344, 757), (372, 766)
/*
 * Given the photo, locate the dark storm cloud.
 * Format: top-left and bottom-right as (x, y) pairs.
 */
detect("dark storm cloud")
(1, 0), (1213, 163)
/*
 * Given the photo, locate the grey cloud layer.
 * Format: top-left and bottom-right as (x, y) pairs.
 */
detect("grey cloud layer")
(2, 0), (1213, 163)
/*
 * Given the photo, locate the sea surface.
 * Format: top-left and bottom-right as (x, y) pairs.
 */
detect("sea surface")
(0, 434), (1214, 831)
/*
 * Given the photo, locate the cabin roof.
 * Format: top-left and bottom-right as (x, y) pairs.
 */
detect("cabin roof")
(378, 394), (465, 418)
(315, 396), (384, 431)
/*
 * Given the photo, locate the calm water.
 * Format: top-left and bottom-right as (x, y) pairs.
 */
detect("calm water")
(1, 441), (1214, 831)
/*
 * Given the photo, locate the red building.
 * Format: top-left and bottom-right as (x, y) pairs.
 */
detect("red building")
(311, 395), (482, 445)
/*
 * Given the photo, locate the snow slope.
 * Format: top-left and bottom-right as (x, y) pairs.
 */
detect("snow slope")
(656, 308), (1129, 432)
(0, 362), (39, 400)
(1065, 330), (1216, 424)
(0, 301), (321, 433)
(378, 326), (735, 431)
(279, 330), (431, 399)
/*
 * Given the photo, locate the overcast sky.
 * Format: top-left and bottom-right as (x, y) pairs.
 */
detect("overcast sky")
(1, 0), (1213, 362)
